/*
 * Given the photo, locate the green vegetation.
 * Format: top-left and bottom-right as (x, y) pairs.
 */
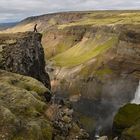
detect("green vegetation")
(95, 68), (112, 77)
(42, 32), (79, 59)
(122, 123), (140, 140)
(113, 103), (140, 136)
(0, 70), (53, 140)
(51, 36), (118, 67)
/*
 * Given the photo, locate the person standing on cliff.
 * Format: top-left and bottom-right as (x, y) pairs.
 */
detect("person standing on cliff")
(34, 24), (38, 32)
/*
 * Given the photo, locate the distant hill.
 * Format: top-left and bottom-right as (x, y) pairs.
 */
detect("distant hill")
(0, 22), (18, 30)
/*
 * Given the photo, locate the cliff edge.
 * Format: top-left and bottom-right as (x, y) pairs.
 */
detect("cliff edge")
(0, 32), (51, 89)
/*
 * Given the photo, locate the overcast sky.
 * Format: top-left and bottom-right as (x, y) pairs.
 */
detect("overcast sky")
(0, 0), (140, 23)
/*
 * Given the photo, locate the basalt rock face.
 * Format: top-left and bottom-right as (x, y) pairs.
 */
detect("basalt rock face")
(0, 32), (51, 89)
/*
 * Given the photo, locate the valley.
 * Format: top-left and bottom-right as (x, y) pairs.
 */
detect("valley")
(0, 10), (140, 139)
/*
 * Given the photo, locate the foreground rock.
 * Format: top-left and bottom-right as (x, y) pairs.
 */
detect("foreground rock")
(46, 103), (89, 140)
(0, 32), (51, 89)
(113, 103), (140, 140)
(0, 70), (52, 140)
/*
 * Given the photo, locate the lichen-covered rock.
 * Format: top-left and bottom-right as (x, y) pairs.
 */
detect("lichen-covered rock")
(113, 103), (140, 140)
(0, 70), (52, 140)
(0, 32), (51, 89)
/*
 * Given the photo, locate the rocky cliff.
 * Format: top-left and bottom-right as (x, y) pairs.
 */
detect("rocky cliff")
(0, 32), (51, 89)
(0, 31), (89, 140)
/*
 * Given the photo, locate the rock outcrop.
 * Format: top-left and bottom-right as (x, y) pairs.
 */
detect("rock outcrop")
(0, 32), (51, 89)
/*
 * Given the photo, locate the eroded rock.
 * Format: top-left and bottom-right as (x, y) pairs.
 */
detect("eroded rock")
(0, 32), (51, 89)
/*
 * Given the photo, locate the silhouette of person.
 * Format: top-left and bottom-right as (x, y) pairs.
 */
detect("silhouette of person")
(34, 24), (38, 32)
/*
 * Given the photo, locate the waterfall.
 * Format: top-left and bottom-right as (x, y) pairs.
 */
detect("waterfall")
(131, 81), (140, 104)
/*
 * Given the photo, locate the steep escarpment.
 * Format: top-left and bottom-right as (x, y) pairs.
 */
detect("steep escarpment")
(0, 32), (51, 89)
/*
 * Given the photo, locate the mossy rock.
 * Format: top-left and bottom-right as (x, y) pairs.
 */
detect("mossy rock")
(122, 123), (140, 140)
(113, 103), (140, 139)
(0, 70), (52, 140)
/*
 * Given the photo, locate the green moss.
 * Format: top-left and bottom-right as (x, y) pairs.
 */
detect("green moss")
(42, 126), (53, 140)
(52, 36), (118, 67)
(95, 68), (112, 77)
(0, 70), (53, 140)
(113, 103), (140, 135)
(122, 123), (140, 140)
(12, 120), (52, 140)
(3, 72), (50, 96)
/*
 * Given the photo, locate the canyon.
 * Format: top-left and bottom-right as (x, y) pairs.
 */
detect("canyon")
(0, 10), (140, 139)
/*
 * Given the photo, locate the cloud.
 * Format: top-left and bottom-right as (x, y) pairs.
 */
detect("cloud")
(0, 0), (140, 22)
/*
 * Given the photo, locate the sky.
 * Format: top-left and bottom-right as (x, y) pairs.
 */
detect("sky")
(0, 0), (140, 23)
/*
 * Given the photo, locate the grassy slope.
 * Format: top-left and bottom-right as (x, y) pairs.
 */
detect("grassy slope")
(45, 11), (139, 68)
(51, 34), (118, 67)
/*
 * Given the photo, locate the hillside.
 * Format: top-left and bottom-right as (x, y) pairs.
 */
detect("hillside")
(1, 10), (140, 138)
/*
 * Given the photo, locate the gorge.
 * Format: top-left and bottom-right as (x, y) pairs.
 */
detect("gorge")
(0, 10), (140, 140)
